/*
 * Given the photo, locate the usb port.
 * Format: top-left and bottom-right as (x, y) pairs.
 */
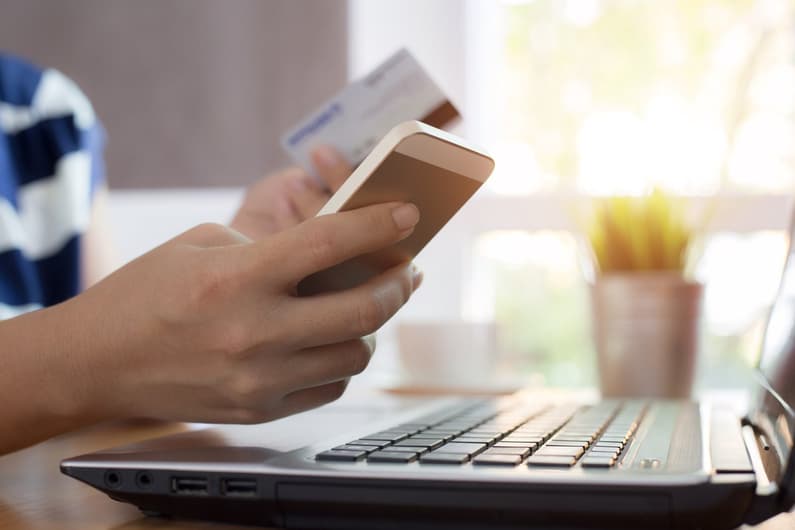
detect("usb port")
(170, 476), (208, 495)
(220, 478), (257, 497)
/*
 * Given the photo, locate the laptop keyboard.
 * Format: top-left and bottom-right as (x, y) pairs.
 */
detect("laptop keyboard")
(316, 401), (647, 469)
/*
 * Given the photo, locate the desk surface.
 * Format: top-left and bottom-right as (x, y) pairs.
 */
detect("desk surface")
(1, 396), (794, 530)
(0, 420), (253, 530)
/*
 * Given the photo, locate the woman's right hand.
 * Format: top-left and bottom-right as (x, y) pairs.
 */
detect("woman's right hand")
(65, 201), (421, 424)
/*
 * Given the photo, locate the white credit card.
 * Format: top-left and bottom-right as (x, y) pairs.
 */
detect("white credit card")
(281, 48), (460, 176)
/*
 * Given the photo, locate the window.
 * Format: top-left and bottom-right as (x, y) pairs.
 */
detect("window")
(349, 0), (794, 389)
(473, 0), (795, 196)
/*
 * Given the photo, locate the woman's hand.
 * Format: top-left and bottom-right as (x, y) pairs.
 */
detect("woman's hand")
(0, 201), (421, 453)
(230, 146), (352, 239)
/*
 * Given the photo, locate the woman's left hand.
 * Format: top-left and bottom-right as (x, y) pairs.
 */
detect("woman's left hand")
(230, 146), (352, 239)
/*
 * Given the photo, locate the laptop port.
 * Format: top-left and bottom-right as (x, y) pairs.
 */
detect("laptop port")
(220, 478), (257, 497)
(135, 471), (153, 490)
(170, 476), (208, 495)
(104, 470), (122, 489)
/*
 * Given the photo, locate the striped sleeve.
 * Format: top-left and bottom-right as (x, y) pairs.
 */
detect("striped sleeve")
(0, 53), (105, 319)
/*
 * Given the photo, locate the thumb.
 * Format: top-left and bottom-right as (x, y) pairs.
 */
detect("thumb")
(310, 145), (353, 192)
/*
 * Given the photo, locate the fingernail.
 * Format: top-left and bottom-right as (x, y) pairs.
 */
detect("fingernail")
(290, 177), (308, 191)
(363, 334), (377, 353)
(411, 263), (424, 290)
(313, 145), (343, 168)
(392, 203), (420, 231)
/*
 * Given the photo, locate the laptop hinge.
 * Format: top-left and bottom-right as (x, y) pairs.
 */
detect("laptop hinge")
(741, 424), (782, 524)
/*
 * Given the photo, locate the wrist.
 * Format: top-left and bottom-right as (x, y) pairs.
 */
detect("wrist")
(0, 298), (119, 453)
(37, 298), (118, 425)
(59, 286), (152, 423)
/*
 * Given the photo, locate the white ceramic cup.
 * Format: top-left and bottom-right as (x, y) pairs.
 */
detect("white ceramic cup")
(396, 321), (498, 388)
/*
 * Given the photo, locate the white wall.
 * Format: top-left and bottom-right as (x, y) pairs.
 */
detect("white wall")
(348, 0), (467, 107)
(107, 188), (244, 264)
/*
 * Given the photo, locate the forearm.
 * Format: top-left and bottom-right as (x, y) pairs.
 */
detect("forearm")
(0, 299), (113, 455)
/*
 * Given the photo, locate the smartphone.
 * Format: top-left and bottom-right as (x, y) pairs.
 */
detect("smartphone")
(297, 121), (495, 296)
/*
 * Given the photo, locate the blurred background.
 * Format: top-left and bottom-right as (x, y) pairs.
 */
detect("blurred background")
(2, 0), (793, 391)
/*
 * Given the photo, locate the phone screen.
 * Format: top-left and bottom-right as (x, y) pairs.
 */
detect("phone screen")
(296, 150), (484, 296)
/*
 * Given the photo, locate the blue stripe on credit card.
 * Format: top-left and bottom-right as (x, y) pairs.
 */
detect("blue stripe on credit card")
(280, 48), (460, 176)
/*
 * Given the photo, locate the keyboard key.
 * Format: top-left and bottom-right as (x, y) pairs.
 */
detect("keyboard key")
(334, 444), (378, 453)
(510, 432), (549, 445)
(414, 431), (459, 441)
(381, 446), (427, 454)
(453, 436), (497, 445)
(486, 446), (532, 458)
(430, 427), (463, 435)
(494, 438), (540, 449)
(551, 435), (594, 443)
(394, 424), (428, 433)
(591, 442), (621, 450)
(515, 435), (551, 444)
(581, 456), (616, 468)
(545, 440), (588, 448)
(455, 432), (497, 440)
(476, 422), (515, 429)
(527, 455), (577, 467)
(558, 429), (597, 435)
(349, 439), (389, 448)
(473, 453), (523, 466)
(594, 441), (623, 449)
(316, 450), (367, 462)
(389, 428), (422, 436)
(589, 448), (619, 456)
(367, 451), (418, 463)
(436, 420), (472, 426)
(501, 435), (543, 444)
(419, 453), (469, 465)
(483, 446), (530, 457)
(403, 437), (447, 449)
(599, 435), (628, 443)
(467, 430), (505, 436)
(361, 431), (409, 442)
(433, 442), (488, 456)
(534, 446), (584, 458)
(393, 439), (438, 449)
(511, 429), (548, 436)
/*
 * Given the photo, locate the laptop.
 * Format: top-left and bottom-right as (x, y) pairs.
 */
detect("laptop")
(61, 214), (795, 530)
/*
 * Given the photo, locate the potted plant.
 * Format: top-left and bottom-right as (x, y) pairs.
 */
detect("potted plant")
(584, 189), (704, 398)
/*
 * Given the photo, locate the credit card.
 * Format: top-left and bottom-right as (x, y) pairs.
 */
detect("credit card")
(281, 48), (460, 176)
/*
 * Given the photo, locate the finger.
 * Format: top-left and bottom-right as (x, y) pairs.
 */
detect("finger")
(283, 262), (421, 349)
(310, 145), (353, 192)
(260, 202), (420, 285)
(271, 192), (303, 231)
(278, 379), (351, 417)
(288, 175), (331, 221)
(278, 338), (375, 392)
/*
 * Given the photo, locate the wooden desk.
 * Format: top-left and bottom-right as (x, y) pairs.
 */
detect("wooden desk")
(1, 415), (794, 529)
(0, 420), (254, 530)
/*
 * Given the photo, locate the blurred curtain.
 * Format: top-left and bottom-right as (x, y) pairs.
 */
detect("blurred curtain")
(0, 0), (348, 188)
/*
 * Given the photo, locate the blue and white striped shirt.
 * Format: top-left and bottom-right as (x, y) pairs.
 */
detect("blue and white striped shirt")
(0, 53), (105, 319)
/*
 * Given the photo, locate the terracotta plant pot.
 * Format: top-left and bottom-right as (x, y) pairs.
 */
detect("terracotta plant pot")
(590, 272), (704, 398)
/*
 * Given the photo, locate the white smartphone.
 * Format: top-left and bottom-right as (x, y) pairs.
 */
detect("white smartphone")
(297, 120), (495, 296)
